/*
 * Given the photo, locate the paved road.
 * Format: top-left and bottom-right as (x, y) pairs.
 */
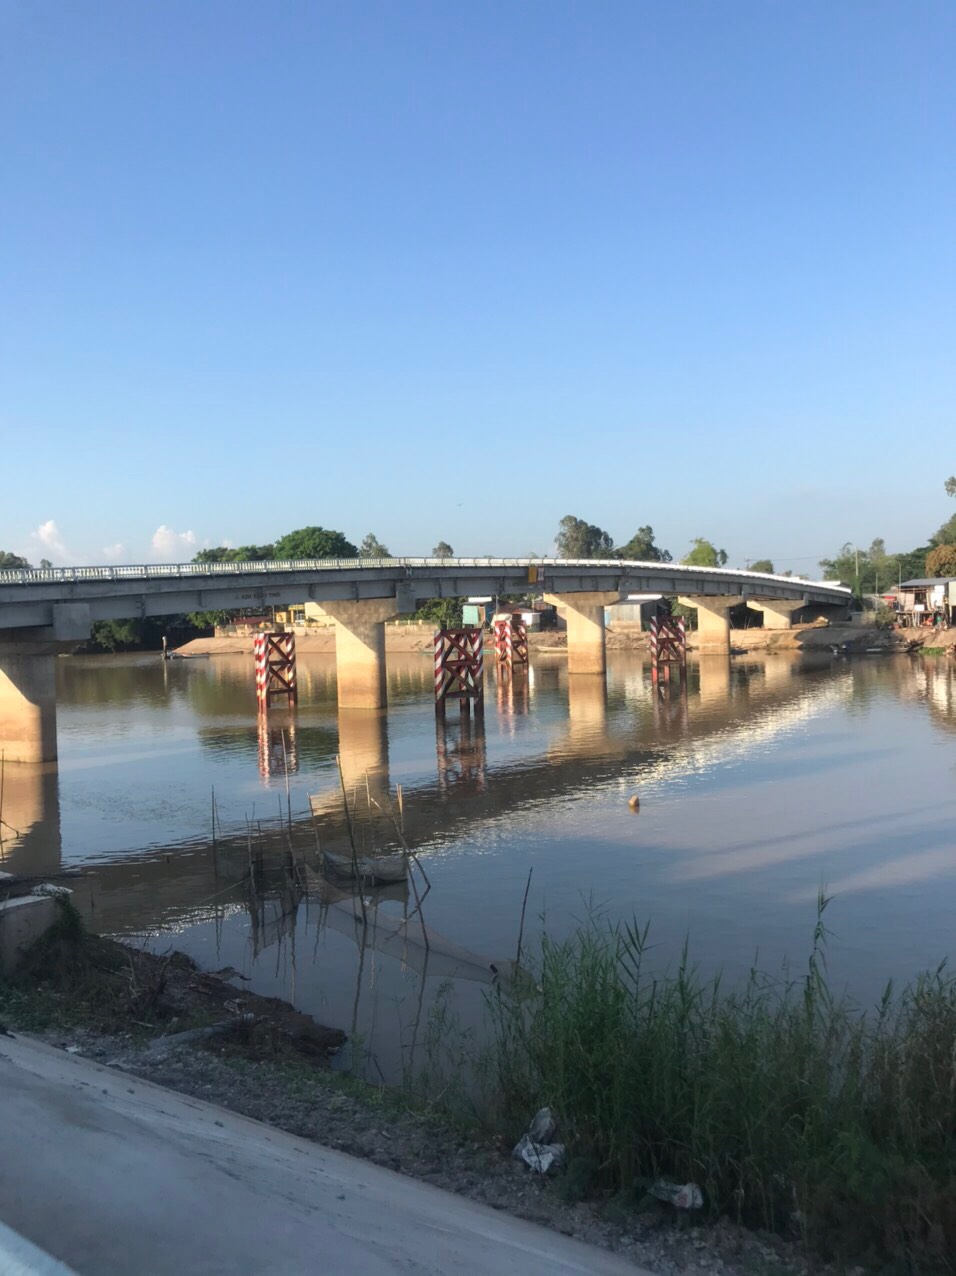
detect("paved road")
(0, 1034), (646, 1275)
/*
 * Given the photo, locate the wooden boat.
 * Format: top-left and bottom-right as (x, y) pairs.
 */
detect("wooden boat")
(320, 850), (408, 885)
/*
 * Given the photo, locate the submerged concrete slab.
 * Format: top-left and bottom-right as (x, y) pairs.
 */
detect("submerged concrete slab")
(0, 1034), (647, 1276)
(0, 894), (56, 976)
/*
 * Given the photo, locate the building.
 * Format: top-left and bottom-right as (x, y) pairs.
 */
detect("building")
(894, 579), (956, 627)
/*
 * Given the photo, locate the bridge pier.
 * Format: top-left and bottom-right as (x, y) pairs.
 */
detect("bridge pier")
(0, 647), (58, 764)
(544, 592), (619, 675)
(319, 601), (397, 710)
(746, 599), (802, 630)
(677, 596), (743, 654)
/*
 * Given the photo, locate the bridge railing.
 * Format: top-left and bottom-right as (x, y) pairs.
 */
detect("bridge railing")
(0, 557), (849, 594)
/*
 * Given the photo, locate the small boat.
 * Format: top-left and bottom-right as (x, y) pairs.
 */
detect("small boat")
(321, 850), (408, 885)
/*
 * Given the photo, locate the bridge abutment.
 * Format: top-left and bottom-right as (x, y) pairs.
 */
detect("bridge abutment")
(319, 601), (398, 710)
(0, 649), (58, 764)
(544, 592), (619, 675)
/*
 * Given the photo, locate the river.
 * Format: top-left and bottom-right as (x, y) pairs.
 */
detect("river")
(2, 650), (954, 1080)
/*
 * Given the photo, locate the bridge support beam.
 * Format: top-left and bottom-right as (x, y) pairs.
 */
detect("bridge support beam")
(678, 596), (744, 654)
(0, 649), (58, 764)
(544, 592), (619, 675)
(746, 599), (802, 630)
(319, 601), (398, 710)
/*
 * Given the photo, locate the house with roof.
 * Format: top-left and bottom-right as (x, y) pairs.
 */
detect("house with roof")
(892, 578), (956, 627)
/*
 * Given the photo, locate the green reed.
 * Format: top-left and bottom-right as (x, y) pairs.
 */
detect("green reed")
(478, 895), (956, 1272)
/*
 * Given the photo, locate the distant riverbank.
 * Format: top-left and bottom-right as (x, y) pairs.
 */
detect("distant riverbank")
(173, 622), (911, 658)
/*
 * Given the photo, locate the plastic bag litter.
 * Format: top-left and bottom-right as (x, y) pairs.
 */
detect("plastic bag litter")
(513, 1133), (565, 1174)
(649, 1179), (704, 1210)
(528, 1107), (557, 1144)
(512, 1108), (565, 1174)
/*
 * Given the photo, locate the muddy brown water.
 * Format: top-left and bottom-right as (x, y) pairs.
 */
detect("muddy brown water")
(3, 650), (955, 1081)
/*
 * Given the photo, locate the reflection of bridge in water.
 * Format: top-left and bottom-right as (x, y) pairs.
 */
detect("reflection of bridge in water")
(0, 651), (890, 939)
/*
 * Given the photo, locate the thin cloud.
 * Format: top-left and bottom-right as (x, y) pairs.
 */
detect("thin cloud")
(151, 525), (197, 561)
(30, 519), (69, 563)
(101, 542), (126, 562)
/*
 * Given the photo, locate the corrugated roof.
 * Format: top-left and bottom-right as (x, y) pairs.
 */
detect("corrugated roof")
(900, 578), (956, 587)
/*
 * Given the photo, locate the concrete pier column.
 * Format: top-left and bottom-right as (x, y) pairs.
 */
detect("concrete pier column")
(544, 592), (619, 675)
(0, 651), (58, 764)
(319, 602), (398, 710)
(678, 596), (743, 654)
(746, 599), (802, 630)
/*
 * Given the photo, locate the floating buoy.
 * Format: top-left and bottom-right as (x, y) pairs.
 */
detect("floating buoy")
(628, 794), (641, 812)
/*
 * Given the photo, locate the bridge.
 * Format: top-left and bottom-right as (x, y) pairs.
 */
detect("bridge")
(0, 557), (850, 762)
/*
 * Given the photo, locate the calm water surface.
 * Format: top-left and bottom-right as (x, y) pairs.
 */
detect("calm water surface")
(4, 651), (955, 1079)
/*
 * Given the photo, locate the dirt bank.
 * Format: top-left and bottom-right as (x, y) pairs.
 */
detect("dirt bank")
(0, 923), (817, 1276)
(174, 623), (908, 658)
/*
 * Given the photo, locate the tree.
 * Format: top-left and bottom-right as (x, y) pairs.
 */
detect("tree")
(432, 541), (454, 557)
(273, 527), (357, 559)
(193, 545), (274, 563)
(749, 559), (775, 573)
(926, 545), (956, 577)
(930, 511), (956, 548)
(820, 538), (906, 597)
(555, 515), (614, 558)
(945, 476), (956, 498)
(91, 619), (143, 652)
(896, 545), (930, 583)
(681, 538), (728, 568)
(414, 596), (462, 626)
(615, 526), (671, 562)
(0, 551), (30, 568)
(359, 533), (391, 558)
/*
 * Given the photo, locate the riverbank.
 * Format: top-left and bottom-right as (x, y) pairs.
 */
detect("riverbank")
(172, 622), (914, 658)
(0, 906), (824, 1276)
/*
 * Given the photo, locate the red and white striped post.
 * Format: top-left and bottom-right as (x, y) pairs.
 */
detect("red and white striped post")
(434, 627), (484, 715)
(254, 632), (298, 712)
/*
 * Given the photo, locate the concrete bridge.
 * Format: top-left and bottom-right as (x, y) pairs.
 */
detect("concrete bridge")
(0, 557), (850, 762)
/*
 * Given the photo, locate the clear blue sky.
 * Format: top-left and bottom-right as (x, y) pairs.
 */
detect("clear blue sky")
(2, 1), (954, 571)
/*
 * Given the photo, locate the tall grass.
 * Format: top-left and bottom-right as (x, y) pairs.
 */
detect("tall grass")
(479, 897), (956, 1272)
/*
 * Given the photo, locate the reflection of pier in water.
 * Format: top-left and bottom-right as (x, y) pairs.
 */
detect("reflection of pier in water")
(0, 653), (878, 939)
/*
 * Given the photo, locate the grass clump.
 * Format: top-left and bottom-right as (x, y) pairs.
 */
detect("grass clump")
(482, 896), (956, 1272)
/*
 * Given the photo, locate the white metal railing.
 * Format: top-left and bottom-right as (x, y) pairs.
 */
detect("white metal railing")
(0, 557), (850, 594)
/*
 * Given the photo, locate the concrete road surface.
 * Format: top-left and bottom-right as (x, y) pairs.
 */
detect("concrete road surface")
(0, 1034), (646, 1275)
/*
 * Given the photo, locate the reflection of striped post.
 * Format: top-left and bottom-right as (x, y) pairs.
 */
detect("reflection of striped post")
(258, 719), (299, 777)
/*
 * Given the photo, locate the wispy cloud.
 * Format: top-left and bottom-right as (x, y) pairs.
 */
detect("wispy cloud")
(30, 519), (69, 563)
(150, 525), (197, 560)
(101, 542), (126, 562)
